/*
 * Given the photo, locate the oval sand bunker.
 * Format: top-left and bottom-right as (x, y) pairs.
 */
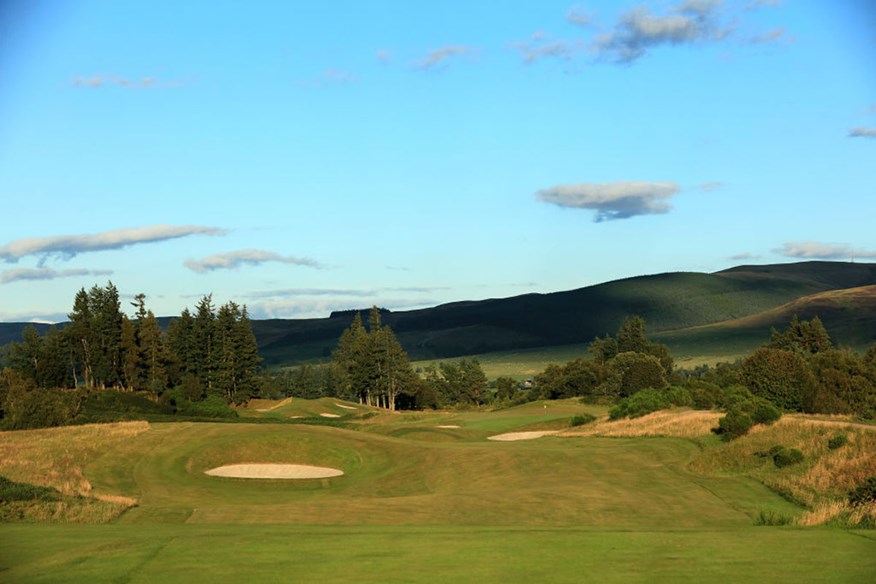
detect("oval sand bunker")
(205, 463), (344, 479)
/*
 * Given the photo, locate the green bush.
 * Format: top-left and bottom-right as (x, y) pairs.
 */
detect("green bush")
(683, 380), (723, 409)
(848, 477), (876, 506)
(665, 386), (693, 407)
(748, 398), (782, 425)
(609, 388), (671, 420)
(172, 394), (239, 419)
(713, 408), (753, 441)
(0, 476), (61, 503)
(78, 390), (173, 422)
(773, 447), (804, 468)
(720, 385), (755, 409)
(0, 375), (80, 430)
(828, 434), (848, 450)
(569, 413), (596, 427)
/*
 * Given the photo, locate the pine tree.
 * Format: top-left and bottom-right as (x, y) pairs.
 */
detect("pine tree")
(192, 295), (217, 395)
(140, 309), (168, 398)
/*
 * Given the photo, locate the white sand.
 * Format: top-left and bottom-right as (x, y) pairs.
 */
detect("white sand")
(204, 463), (344, 479)
(436, 424), (461, 429)
(487, 430), (561, 441)
(334, 403), (357, 410)
(320, 413), (341, 418)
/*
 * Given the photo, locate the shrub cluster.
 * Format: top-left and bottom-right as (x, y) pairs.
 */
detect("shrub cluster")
(827, 434), (848, 450)
(608, 386), (694, 420)
(713, 396), (782, 441)
(771, 446), (805, 468)
(569, 413), (596, 427)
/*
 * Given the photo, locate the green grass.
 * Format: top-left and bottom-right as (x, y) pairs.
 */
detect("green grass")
(1, 402), (875, 582)
(2, 524), (875, 583)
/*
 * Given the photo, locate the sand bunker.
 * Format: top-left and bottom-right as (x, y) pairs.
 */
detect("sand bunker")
(320, 413), (341, 418)
(436, 424), (461, 429)
(334, 403), (357, 410)
(488, 430), (561, 441)
(205, 463), (344, 479)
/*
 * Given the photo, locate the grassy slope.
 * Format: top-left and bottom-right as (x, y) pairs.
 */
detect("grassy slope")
(2, 403), (875, 581)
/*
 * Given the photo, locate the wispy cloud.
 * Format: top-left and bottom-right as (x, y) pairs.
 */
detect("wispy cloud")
(376, 49), (393, 64)
(512, 33), (581, 64)
(0, 310), (69, 324)
(729, 252), (760, 261)
(184, 249), (323, 274)
(299, 68), (356, 87)
(247, 297), (436, 320)
(849, 127), (876, 139)
(536, 181), (680, 221)
(746, 0), (781, 9)
(750, 27), (791, 44)
(245, 288), (374, 300)
(416, 45), (476, 70)
(775, 242), (876, 260)
(594, 1), (732, 63)
(1, 268), (113, 284)
(566, 6), (594, 27)
(698, 181), (723, 192)
(0, 225), (227, 264)
(72, 75), (185, 89)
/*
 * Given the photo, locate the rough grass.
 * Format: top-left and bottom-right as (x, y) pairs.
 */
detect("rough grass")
(0, 422), (147, 523)
(563, 409), (723, 438)
(689, 415), (876, 526)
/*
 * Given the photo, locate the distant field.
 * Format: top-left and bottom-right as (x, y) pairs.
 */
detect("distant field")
(2, 400), (874, 582)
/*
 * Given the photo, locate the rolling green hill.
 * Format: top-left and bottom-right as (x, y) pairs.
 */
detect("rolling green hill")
(3, 261), (875, 368)
(655, 284), (876, 359)
(256, 261), (876, 365)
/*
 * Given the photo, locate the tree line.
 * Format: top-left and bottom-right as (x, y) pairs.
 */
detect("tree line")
(4, 282), (261, 405)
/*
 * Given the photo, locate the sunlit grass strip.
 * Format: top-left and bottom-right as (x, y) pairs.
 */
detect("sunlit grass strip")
(561, 409), (722, 438)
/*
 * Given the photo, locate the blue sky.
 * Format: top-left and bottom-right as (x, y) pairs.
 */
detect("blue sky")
(1, 0), (874, 322)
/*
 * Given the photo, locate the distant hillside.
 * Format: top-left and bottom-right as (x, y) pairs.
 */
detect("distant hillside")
(3, 261), (875, 367)
(655, 284), (876, 358)
(256, 261), (876, 365)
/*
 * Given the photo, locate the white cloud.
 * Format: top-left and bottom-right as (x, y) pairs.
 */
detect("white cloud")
(849, 127), (876, 139)
(776, 242), (876, 260)
(536, 181), (680, 221)
(595, 1), (731, 63)
(72, 75), (184, 89)
(416, 45), (476, 70)
(698, 181), (723, 192)
(184, 249), (323, 273)
(0, 225), (227, 263)
(1, 268), (113, 284)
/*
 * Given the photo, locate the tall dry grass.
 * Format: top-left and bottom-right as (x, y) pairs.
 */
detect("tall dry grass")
(0, 421), (149, 497)
(561, 409), (722, 438)
(689, 416), (876, 526)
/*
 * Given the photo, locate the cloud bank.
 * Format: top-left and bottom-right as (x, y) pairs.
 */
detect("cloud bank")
(417, 45), (475, 70)
(184, 249), (323, 273)
(536, 181), (680, 221)
(1, 268), (114, 284)
(776, 242), (876, 260)
(0, 225), (227, 263)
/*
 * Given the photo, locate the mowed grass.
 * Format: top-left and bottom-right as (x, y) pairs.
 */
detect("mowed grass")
(2, 403), (875, 582)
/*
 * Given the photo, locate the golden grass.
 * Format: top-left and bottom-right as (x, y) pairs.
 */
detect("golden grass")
(561, 409), (722, 438)
(0, 421), (149, 497)
(689, 416), (876, 526)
